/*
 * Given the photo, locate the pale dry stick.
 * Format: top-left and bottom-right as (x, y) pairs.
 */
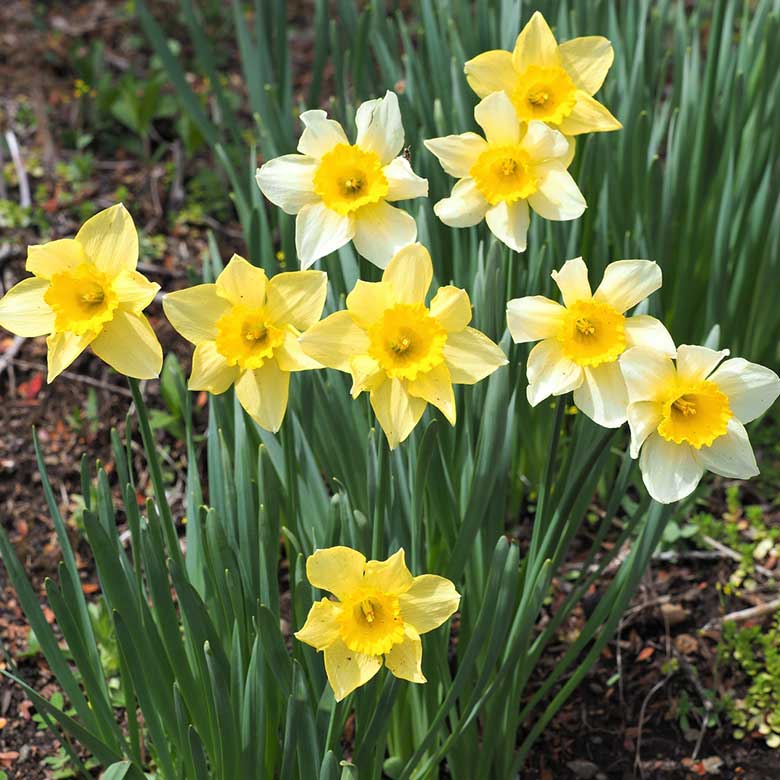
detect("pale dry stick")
(634, 671), (673, 779)
(702, 597), (780, 631)
(701, 534), (775, 579)
(10, 357), (132, 398)
(0, 136), (6, 200)
(0, 335), (24, 375)
(4, 130), (31, 208)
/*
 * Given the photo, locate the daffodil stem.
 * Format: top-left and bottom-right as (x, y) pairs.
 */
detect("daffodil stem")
(281, 416), (300, 540)
(371, 434), (391, 559)
(532, 395), (566, 534)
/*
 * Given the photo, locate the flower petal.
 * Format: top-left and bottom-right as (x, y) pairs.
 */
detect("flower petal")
(709, 358), (780, 424)
(573, 361), (628, 428)
(675, 345), (729, 384)
(525, 339), (584, 406)
(528, 164), (586, 221)
(520, 121), (569, 161)
(189, 341), (239, 393)
(407, 362), (456, 425)
(90, 311), (162, 379)
(384, 157), (428, 201)
(474, 90), (521, 146)
(423, 133), (488, 178)
(0, 277), (54, 336)
(506, 295), (566, 343)
(26, 239), (86, 279)
(350, 355), (384, 397)
(639, 433), (704, 504)
(624, 315), (676, 356)
(550, 257), (591, 306)
(346, 281), (394, 328)
(324, 639), (382, 702)
(430, 286), (472, 332)
(46, 331), (94, 382)
(627, 401), (663, 459)
(370, 377), (427, 449)
(433, 178), (490, 228)
(399, 574), (460, 634)
(307, 547), (367, 600)
(234, 360), (290, 433)
(512, 11), (560, 72)
(352, 201), (417, 269)
(297, 110), (349, 158)
(265, 270), (327, 331)
(216, 254), (268, 308)
(384, 243), (432, 304)
(300, 311), (370, 372)
(355, 90), (404, 165)
(619, 347), (677, 403)
(163, 284), (229, 345)
(75, 203), (138, 276)
(558, 36), (614, 94)
(294, 598), (341, 651)
(463, 49), (517, 99)
(113, 270), (159, 313)
(296, 202), (355, 269)
(593, 260), (662, 314)
(385, 628), (426, 684)
(557, 91), (622, 136)
(485, 200), (530, 253)
(443, 327), (507, 385)
(255, 154), (319, 215)
(698, 419), (759, 479)
(364, 549), (414, 594)
(276, 332), (322, 372)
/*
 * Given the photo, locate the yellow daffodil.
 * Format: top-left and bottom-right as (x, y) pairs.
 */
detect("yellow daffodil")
(256, 91), (428, 269)
(464, 11), (621, 136)
(506, 257), (674, 427)
(295, 546), (460, 701)
(619, 345), (780, 504)
(163, 254), (326, 432)
(424, 92), (585, 252)
(299, 243), (507, 448)
(0, 204), (162, 381)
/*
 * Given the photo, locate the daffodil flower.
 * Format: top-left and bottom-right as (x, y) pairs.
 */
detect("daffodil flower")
(299, 243), (507, 448)
(295, 546), (460, 702)
(464, 11), (621, 136)
(163, 255), (326, 433)
(256, 91), (428, 269)
(424, 92), (585, 252)
(506, 257), (674, 427)
(0, 204), (162, 381)
(619, 345), (780, 504)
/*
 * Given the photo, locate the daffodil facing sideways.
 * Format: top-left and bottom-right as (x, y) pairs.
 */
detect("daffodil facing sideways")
(619, 345), (780, 504)
(256, 91), (428, 269)
(162, 255), (327, 432)
(506, 257), (674, 428)
(299, 243), (507, 448)
(464, 11), (621, 136)
(0, 204), (162, 382)
(295, 546), (460, 701)
(424, 92), (585, 252)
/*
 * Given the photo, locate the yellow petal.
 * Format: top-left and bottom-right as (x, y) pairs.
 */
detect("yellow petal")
(75, 203), (138, 277)
(113, 270), (159, 313)
(443, 327), (507, 385)
(266, 270), (327, 330)
(0, 277), (54, 336)
(407, 363), (456, 425)
(399, 574), (460, 634)
(557, 91), (621, 136)
(163, 284), (229, 345)
(276, 332), (322, 372)
(433, 178), (490, 228)
(354, 90), (404, 166)
(363, 549), (414, 594)
(463, 49), (517, 99)
(512, 11), (560, 72)
(297, 109), (349, 158)
(350, 355), (384, 397)
(370, 377), (427, 449)
(383, 243), (432, 305)
(300, 310), (370, 372)
(216, 254), (267, 308)
(347, 281), (394, 328)
(306, 546), (367, 601)
(255, 154), (318, 215)
(593, 260), (662, 314)
(46, 331), (95, 382)
(295, 202), (355, 270)
(234, 360), (290, 433)
(558, 36), (614, 95)
(189, 341), (239, 393)
(383, 157), (429, 202)
(485, 199), (530, 253)
(474, 91), (521, 146)
(324, 639), (382, 702)
(352, 200), (417, 270)
(294, 598), (342, 651)
(506, 295), (567, 343)
(525, 339), (583, 406)
(26, 239), (86, 279)
(550, 257), (591, 306)
(430, 286), (472, 332)
(423, 133), (488, 179)
(573, 362), (629, 428)
(619, 346), (677, 404)
(385, 627), (425, 684)
(675, 345), (729, 384)
(90, 311), (162, 379)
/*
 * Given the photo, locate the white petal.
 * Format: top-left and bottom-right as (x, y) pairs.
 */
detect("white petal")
(295, 203), (355, 269)
(355, 91), (404, 165)
(433, 178), (490, 228)
(550, 257), (591, 306)
(573, 362), (628, 428)
(619, 346), (676, 403)
(698, 419), (759, 479)
(593, 260), (662, 314)
(352, 201), (417, 269)
(675, 345), (729, 383)
(639, 434), (704, 504)
(423, 133), (488, 178)
(383, 157), (428, 201)
(297, 110), (348, 158)
(624, 315), (676, 356)
(473, 91), (521, 146)
(708, 358), (780, 424)
(520, 121), (569, 161)
(256, 155), (319, 215)
(485, 200), (530, 253)
(627, 401), (662, 459)
(528, 164), (586, 221)
(525, 339), (584, 406)
(506, 295), (566, 343)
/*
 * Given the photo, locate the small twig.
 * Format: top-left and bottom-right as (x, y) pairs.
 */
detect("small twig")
(4, 130), (31, 207)
(703, 597), (780, 631)
(702, 534), (775, 578)
(634, 672), (674, 778)
(0, 335), (24, 375)
(9, 358), (132, 397)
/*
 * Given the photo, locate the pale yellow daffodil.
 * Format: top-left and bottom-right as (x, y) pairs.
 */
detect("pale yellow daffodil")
(163, 255), (327, 432)
(295, 546), (460, 701)
(0, 204), (162, 381)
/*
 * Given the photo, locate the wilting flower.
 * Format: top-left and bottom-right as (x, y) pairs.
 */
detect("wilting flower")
(0, 204), (162, 381)
(163, 254), (326, 432)
(256, 91), (427, 269)
(295, 546), (460, 701)
(300, 243), (507, 448)
(506, 257), (674, 427)
(464, 11), (621, 136)
(424, 91), (585, 252)
(619, 345), (780, 504)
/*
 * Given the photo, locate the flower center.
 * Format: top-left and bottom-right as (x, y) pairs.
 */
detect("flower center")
(313, 143), (389, 215)
(512, 65), (577, 125)
(657, 381), (732, 449)
(558, 300), (626, 367)
(338, 590), (406, 656)
(215, 306), (286, 370)
(470, 145), (538, 205)
(368, 303), (447, 381)
(44, 264), (118, 335)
